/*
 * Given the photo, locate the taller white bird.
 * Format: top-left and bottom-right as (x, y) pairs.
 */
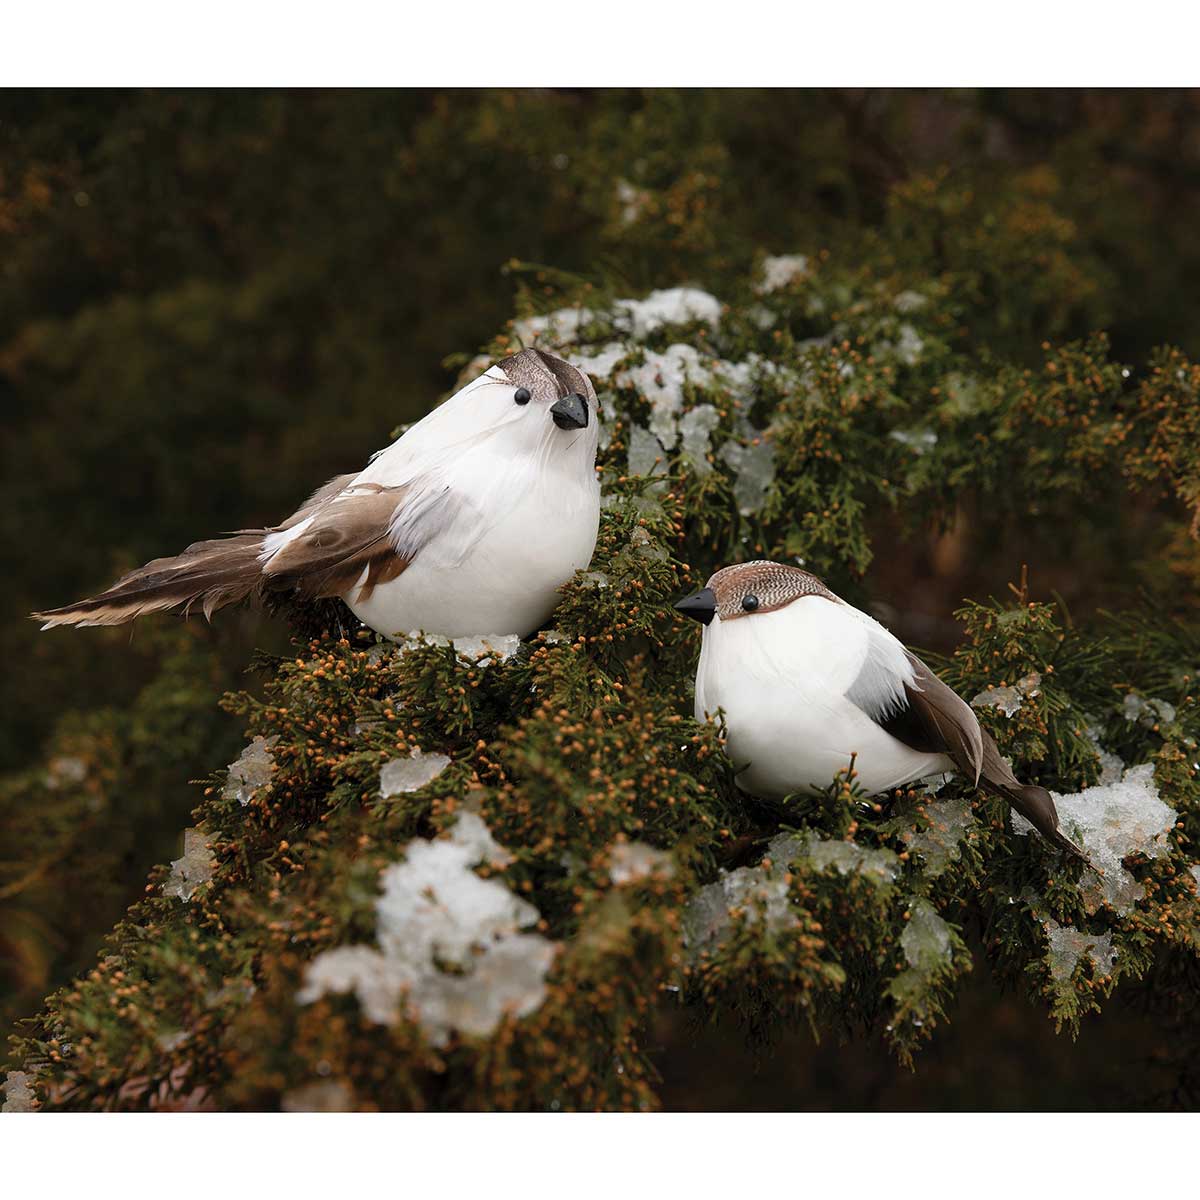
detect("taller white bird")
(675, 560), (1084, 858)
(35, 349), (601, 639)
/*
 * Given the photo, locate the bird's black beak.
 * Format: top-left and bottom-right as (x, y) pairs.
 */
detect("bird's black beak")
(674, 587), (716, 626)
(550, 392), (589, 430)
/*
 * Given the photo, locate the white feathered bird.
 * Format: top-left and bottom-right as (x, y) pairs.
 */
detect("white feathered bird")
(675, 560), (1085, 858)
(35, 349), (601, 640)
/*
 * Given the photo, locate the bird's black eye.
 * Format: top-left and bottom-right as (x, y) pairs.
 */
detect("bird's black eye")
(513, 387), (531, 406)
(741, 594), (760, 612)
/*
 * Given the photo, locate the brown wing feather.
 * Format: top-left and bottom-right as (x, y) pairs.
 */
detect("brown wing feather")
(262, 484), (412, 601)
(888, 653), (1086, 862)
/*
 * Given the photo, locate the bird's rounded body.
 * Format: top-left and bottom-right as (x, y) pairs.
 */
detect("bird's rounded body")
(694, 594), (953, 797)
(34, 349), (601, 641)
(344, 432), (599, 638)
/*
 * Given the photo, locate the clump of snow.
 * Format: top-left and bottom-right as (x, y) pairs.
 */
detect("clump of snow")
(629, 526), (668, 562)
(222, 735), (278, 806)
(609, 841), (674, 885)
(1044, 920), (1117, 983)
(512, 305), (598, 347)
(614, 288), (721, 338)
(571, 341), (628, 382)
(281, 1080), (355, 1112)
(2, 1070), (33, 1112)
(900, 797), (976, 877)
(718, 424), (777, 515)
(619, 344), (713, 450)
(1191, 864), (1200, 889)
(889, 428), (938, 455)
(155, 1029), (190, 1053)
(627, 424), (667, 479)
(679, 404), (721, 474)
(894, 324), (924, 366)
(45, 755), (87, 789)
(1085, 725), (1125, 785)
(298, 814), (556, 1045)
(1122, 693), (1177, 728)
(755, 254), (809, 294)
(163, 828), (216, 902)
(971, 671), (1042, 719)
(581, 569), (611, 590)
(379, 749), (451, 798)
(1011, 763), (1178, 914)
(683, 866), (794, 953)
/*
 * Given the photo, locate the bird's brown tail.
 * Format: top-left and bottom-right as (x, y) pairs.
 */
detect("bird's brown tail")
(978, 731), (1089, 863)
(32, 532), (268, 629)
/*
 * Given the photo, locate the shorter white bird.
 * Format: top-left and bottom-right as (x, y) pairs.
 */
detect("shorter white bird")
(675, 560), (1083, 858)
(35, 349), (601, 641)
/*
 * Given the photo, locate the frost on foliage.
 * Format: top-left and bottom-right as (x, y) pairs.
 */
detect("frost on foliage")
(399, 631), (521, 665)
(281, 1080), (355, 1112)
(775, 831), (899, 887)
(718, 423), (777, 515)
(2, 1070), (33, 1112)
(379, 748), (451, 798)
(1122, 693), (1177, 728)
(889, 428), (938, 455)
(630, 526), (668, 562)
(683, 832), (897, 956)
(222, 735), (278, 806)
(298, 814), (556, 1045)
(971, 671), (1042, 719)
(162, 828), (216, 902)
(1044, 920), (1117, 984)
(900, 797), (976, 877)
(572, 341), (628, 382)
(609, 841), (674, 886)
(755, 254), (809, 294)
(679, 404), (721, 473)
(889, 900), (954, 1005)
(893, 290), (929, 314)
(1011, 763), (1177, 913)
(621, 344), (712, 450)
(627, 423), (668, 479)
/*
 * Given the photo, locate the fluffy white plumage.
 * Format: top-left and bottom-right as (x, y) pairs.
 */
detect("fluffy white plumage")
(694, 594), (954, 797)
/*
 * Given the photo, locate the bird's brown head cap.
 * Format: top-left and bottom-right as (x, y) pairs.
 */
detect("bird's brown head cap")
(675, 560), (838, 625)
(496, 348), (598, 406)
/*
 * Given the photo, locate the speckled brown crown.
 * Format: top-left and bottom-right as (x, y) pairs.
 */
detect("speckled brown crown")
(706, 560), (838, 621)
(496, 348), (597, 405)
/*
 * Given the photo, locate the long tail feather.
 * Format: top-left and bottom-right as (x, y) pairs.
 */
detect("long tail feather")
(32, 533), (268, 629)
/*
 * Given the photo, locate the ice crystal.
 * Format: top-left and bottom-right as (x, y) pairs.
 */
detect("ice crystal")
(1011, 763), (1178, 913)
(2, 1071), (32, 1112)
(1122, 693), (1177, 728)
(163, 828), (216, 902)
(679, 403), (721, 473)
(379, 749), (451, 798)
(971, 671), (1042, 719)
(900, 797), (976, 877)
(222, 735), (278, 806)
(581, 570), (611, 590)
(1044, 920), (1117, 983)
(449, 633), (522, 665)
(298, 814), (557, 1045)
(609, 841), (674, 885)
(718, 425), (777, 515)
(683, 867), (794, 953)
(755, 254), (809, 294)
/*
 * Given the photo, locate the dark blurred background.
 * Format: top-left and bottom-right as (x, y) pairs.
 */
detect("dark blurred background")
(3, 89), (1200, 1106)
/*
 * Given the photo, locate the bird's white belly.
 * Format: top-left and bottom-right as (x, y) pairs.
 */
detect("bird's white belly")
(344, 486), (598, 639)
(695, 618), (953, 799)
